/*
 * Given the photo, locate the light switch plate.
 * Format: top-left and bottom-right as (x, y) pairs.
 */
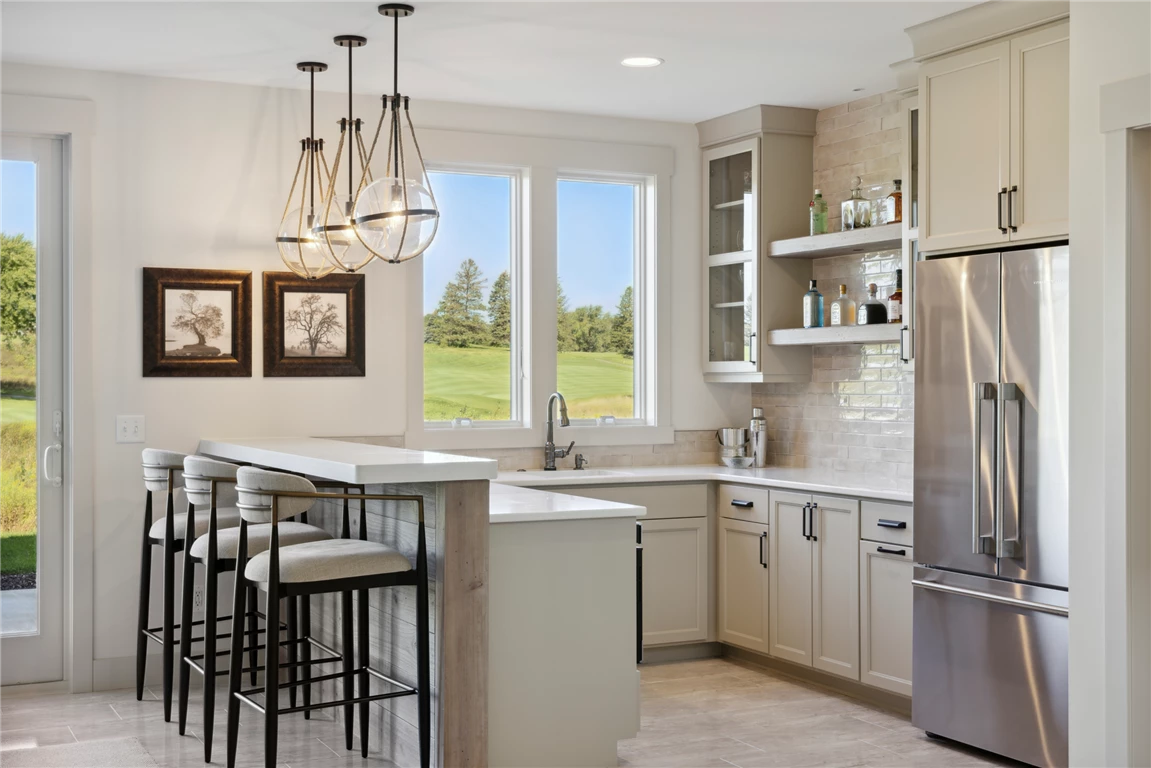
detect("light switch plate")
(116, 415), (145, 444)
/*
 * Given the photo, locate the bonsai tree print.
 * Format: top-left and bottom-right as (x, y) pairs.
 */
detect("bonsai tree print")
(170, 290), (225, 355)
(285, 293), (345, 356)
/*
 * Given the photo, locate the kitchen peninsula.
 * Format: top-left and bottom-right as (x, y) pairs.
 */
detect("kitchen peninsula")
(197, 437), (643, 768)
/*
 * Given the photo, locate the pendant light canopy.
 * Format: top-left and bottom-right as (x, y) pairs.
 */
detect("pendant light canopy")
(277, 62), (336, 279)
(314, 34), (378, 273)
(353, 3), (440, 264)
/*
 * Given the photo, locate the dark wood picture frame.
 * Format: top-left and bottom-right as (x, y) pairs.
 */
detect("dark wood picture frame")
(142, 267), (252, 377)
(263, 272), (366, 377)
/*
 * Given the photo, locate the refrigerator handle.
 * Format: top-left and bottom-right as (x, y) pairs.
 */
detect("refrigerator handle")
(972, 382), (997, 555)
(996, 383), (1021, 558)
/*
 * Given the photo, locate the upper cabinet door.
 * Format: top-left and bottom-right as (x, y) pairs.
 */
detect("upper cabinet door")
(1009, 23), (1069, 242)
(919, 41), (1012, 253)
(704, 138), (758, 259)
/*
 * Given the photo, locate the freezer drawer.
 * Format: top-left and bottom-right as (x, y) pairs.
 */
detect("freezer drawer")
(912, 568), (1068, 767)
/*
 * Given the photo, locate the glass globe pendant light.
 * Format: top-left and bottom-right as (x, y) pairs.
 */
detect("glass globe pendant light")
(353, 3), (440, 264)
(277, 62), (336, 279)
(313, 34), (377, 273)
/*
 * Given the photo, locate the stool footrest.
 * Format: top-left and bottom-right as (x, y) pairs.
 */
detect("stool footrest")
(234, 678), (417, 717)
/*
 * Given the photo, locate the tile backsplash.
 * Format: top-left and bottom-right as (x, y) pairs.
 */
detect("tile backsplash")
(751, 249), (913, 482)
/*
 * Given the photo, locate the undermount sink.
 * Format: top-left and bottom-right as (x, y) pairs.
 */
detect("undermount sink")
(513, 468), (633, 478)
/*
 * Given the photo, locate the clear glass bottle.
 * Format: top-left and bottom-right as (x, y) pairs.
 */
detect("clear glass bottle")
(886, 179), (903, 225)
(810, 189), (828, 236)
(857, 283), (888, 325)
(802, 280), (824, 328)
(888, 269), (903, 324)
(841, 176), (871, 231)
(829, 284), (856, 327)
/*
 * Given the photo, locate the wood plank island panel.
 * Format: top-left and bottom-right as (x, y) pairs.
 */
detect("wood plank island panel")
(307, 480), (489, 767)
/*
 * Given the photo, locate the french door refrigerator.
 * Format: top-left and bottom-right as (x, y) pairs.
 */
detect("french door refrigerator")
(913, 245), (1069, 768)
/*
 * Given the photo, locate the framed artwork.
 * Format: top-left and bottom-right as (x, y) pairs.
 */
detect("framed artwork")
(263, 272), (366, 377)
(142, 268), (252, 377)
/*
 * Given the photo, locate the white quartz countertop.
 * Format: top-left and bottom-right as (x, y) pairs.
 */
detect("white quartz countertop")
(489, 483), (644, 524)
(494, 464), (912, 504)
(198, 437), (498, 485)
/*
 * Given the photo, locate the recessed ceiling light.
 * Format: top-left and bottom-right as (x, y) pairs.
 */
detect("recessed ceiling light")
(621, 56), (663, 68)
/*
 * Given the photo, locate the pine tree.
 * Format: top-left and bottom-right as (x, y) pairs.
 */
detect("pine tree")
(488, 271), (511, 347)
(432, 259), (489, 347)
(556, 280), (576, 352)
(570, 305), (612, 352)
(611, 285), (634, 357)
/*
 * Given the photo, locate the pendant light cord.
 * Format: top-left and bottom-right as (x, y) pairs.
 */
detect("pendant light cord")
(392, 12), (400, 179)
(348, 43), (354, 200)
(309, 69), (315, 215)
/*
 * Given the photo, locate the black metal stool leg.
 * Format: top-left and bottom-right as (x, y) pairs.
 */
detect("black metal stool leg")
(136, 492), (153, 701)
(300, 594), (312, 720)
(202, 551), (219, 763)
(247, 585), (259, 685)
(286, 596), (298, 709)
(263, 586), (280, 768)
(225, 567), (247, 768)
(358, 589), (370, 757)
(177, 552), (195, 734)
(342, 590), (354, 751)
(416, 561), (431, 768)
(161, 494), (177, 722)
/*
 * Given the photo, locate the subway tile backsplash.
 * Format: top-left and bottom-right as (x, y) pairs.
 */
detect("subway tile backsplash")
(751, 248), (913, 481)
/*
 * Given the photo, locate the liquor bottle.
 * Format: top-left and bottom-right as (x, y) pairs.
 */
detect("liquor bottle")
(802, 280), (824, 328)
(886, 180), (903, 225)
(857, 283), (888, 325)
(888, 269), (903, 324)
(810, 189), (828, 235)
(829, 284), (856, 327)
(841, 176), (871, 231)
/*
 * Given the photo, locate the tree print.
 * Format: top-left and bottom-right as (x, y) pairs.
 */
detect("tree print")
(171, 290), (225, 347)
(285, 293), (345, 356)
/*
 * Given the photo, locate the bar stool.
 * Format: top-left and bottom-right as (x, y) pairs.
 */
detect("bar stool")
(176, 456), (334, 761)
(226, 467), (430, 768)
(138, 449), (242, 721)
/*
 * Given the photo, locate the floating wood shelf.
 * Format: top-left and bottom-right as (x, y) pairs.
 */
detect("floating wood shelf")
(712, 199), (746, 210)
(768, 224), (903, 259)
(766, 324), (902, 346)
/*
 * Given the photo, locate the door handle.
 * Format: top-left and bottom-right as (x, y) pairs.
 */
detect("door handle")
(997, 188), (1008, 233)
(809, 502), (818, 542)
(730, 500), (754, 508)
(996, 383), (1021, 558)
(912, 579), (1068, 617)
(43, 442), (62, 488)
(801, 503), (810, 540)
(759, 531), (767, 568)
(972, 382), (996, 555)
(1008, 186), (1019, 232)
(877, 546), (907, 556)
(876, 519), (907, 529)
(748, 332), (757, 367)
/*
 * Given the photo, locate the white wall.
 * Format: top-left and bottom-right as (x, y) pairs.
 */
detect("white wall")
(0, 62), (747, 679)
(1067, 2), (1150, 764)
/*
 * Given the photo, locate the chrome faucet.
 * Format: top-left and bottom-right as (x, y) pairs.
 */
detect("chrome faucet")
(544, 392), (574, 471)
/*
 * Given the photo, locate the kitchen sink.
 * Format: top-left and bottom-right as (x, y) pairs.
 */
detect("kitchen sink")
(511, 468), (633, 479)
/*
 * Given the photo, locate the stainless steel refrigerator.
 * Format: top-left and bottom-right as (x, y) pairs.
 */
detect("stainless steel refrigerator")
(912, 245), (1069, 767)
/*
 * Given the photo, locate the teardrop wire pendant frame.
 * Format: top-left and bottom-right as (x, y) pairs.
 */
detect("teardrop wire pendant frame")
(315, 34), (378, 273)
(351, 3), (440, 265)
(277, 61), (337, 279)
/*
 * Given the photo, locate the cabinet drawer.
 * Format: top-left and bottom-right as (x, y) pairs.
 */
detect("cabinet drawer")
(861, 500), (913, 546)
(718, 484), (771, 525)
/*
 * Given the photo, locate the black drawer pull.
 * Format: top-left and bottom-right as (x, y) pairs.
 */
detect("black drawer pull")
(876, 519), (907, 529)
(877, 546), (906, 556)
(730, 499), (754, 508)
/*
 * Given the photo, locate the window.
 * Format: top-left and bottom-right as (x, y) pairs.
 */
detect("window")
(422, 168), (523, 426)
(556, 174), (646, 423)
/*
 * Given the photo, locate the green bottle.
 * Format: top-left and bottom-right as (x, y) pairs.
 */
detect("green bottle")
(810, 189), (828, 235)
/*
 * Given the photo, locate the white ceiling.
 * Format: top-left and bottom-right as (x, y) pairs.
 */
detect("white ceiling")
(0, 1), (974, 123)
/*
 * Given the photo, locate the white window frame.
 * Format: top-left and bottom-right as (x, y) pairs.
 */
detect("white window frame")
(419, 163), (529, 432)
(406, 128), (672, 451)
(555, 170), (654, 428)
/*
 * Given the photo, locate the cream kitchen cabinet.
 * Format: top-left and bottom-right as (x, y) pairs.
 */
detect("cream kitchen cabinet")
(640, 516), (710, 646)
(768, 491), (860, 681)
(918, 22), (1068, 253)
(859, 541), (914, 697)
(717, 517), (770, 654)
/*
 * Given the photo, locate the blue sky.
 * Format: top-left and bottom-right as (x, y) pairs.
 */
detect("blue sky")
(423, 172), (634, 313)
(2, 160), (37, 243)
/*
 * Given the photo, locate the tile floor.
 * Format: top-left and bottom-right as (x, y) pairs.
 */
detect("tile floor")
(0, 657), (1015, 767)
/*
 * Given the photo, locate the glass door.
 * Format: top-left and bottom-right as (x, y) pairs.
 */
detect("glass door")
(1, 135), (66, 684)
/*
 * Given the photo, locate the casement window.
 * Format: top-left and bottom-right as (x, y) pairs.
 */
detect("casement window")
(421, 166), (525, 429)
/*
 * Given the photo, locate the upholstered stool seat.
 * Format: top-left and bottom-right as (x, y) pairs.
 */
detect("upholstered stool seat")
(189, 521), (331, 560)
(246, 539), (411, 584)
(150, 506), (242, 541)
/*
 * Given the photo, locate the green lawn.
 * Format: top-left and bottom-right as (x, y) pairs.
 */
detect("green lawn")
(1, 396), (38, 537)
(1, 397), (35, 426)
(424, 344), (633, 421)
(1, 532), (35, 575)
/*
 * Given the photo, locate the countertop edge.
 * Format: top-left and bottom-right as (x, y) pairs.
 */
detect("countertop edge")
(489, 485), (645, 524)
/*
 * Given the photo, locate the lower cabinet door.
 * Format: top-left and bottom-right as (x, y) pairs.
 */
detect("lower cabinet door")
(859, 541), (914, 696)
(718, 517), (770, 654)
(641, 517), (709, 646)
(811, 495), (861, 680)
(768, 491), (813, 666)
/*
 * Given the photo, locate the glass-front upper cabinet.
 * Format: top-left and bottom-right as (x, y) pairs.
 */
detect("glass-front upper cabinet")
(706, 138), (757, 258)
(901, 94), (920, 368)
(708, 260), (757, 364)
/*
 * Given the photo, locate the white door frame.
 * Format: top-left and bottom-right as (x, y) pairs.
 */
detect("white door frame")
(2, 93), (96, 693)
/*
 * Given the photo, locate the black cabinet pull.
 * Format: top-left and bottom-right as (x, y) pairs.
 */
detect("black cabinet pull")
(876, 519), (907, 529)
(809, 502), (818, 542)
(877, 546), (906, 556)
(731, 499), (754, 508)
(997, 187), (1008, 233)
(801, 503), (810, 540)
(1008, 185), (1019, 232)
(759, 531), (767, 568)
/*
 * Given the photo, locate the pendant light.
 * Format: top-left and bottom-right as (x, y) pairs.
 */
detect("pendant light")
(353, 3), (440, 264)
(277, 62), (336, 279)
(314, 35), (377, 273)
